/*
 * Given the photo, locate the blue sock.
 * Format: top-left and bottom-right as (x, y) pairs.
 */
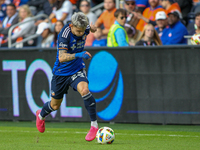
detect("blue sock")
(83, 92), (97, 121)
(40, 101), (55, 118)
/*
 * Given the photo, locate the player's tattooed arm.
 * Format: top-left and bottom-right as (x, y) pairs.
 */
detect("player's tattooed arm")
(59, 50), (75, 62)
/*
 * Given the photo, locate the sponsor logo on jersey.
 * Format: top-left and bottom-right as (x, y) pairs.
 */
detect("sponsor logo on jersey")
(71, 44), (76, 50)
(77, 41), (85, 49)
(59, 42), (68, 48)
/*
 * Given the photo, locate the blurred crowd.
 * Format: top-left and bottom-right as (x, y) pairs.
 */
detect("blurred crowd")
(0, 0), (200, 48)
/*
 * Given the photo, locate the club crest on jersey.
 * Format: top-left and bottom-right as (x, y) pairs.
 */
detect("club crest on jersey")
(59, 42), (68, 48)
(82, 34), (86, 40)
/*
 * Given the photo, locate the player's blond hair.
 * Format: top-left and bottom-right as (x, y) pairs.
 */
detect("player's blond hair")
(71, 12), (89, 29)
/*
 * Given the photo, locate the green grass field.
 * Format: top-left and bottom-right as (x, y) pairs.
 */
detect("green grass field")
(0, 121), (200, 150)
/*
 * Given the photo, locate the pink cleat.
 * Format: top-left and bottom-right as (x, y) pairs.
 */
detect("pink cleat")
(36, 110), (45, 133)
(85, 126), (98, 141)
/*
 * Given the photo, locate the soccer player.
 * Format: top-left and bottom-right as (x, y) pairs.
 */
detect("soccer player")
(36, 12), (98, 141)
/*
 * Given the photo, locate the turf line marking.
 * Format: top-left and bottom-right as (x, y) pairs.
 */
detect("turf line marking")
(117, 133), (199, 138)
(0, 130), (199, 138)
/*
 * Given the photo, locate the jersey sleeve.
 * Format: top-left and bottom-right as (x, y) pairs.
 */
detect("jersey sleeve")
(57, 26), (70, 51)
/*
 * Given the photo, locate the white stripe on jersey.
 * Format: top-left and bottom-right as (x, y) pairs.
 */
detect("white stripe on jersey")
(62, 26), (70, 38)
(62, 27), (70, 38)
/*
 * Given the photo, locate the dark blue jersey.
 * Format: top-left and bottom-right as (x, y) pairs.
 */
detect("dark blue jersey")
(52, 24), (90, 76)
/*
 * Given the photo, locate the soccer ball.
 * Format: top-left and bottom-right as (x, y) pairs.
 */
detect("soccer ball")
(96, 127), (115, 144)
(190, 34), (200, 45)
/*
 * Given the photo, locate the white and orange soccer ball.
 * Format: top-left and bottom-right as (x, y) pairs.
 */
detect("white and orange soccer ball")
(96, 127), (115, 144)
(191, 34), (200, 45)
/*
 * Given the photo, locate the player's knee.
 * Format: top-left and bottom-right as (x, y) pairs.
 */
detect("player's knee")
(80, 88), (90, 96)
(51, 103), (61, 110)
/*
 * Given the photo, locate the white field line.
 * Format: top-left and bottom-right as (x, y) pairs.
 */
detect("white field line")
(0, 130), (199, 138)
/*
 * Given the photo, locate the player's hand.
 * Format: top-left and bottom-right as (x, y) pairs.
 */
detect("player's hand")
(90, 22), (97, 33)
(75, 51), (92, 60)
